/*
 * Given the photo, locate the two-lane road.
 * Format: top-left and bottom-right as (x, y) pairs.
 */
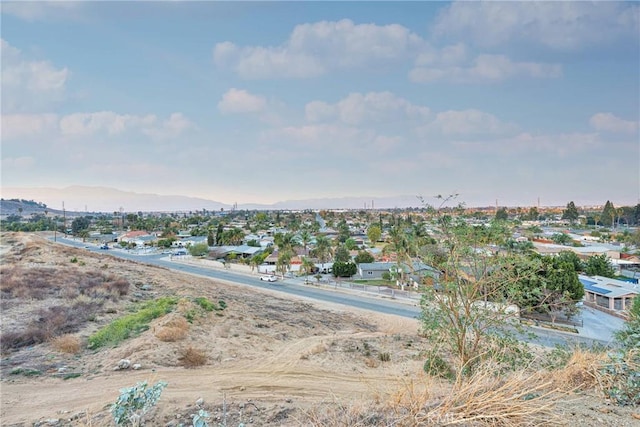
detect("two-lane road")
(53, 237), (613, 348)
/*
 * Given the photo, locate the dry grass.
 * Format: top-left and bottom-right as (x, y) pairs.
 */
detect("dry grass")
(417, 365), (564, 426)
(547, 347), (607, 392)
(155, 316), (189, 342)
(179, 346), (207, 368)
(50, 334), (82, 354)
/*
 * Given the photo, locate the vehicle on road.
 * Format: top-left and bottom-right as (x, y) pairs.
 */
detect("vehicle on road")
(260, 274), (278, 282)
(100, 244), (109, 250)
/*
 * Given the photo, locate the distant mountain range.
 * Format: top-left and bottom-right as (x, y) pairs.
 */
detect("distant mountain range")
(1, 186), (426, 213)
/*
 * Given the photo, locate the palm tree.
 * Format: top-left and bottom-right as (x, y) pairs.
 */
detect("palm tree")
(312, 235), (333, 272)
(276, 249), (293, 277)
(298, 230), (313, 255)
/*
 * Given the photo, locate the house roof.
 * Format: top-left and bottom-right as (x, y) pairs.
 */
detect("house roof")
(578, 275), (639, 298)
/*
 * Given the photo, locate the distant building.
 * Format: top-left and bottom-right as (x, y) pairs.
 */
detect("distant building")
(579, 275), (638, 315)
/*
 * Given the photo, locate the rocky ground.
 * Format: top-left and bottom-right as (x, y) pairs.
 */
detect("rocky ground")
(0, 232), (638, 426)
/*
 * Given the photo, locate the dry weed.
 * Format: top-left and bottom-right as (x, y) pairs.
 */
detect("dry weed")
(50, 334), (82, 354)
(548, 347), (607, 392)
(420, 364), (564, 426)
(179, 346), (207, 368)
(155, 316), (189, 342)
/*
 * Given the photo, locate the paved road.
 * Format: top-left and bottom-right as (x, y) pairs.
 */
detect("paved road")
(52, 237), (615, 348)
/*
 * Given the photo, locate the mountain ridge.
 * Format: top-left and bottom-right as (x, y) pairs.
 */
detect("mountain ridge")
(1, 186), (425, 212)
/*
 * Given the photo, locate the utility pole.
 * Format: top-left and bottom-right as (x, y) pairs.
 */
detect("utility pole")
(62, 201), (66, 236)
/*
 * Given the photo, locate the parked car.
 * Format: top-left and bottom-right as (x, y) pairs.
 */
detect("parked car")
(100, 244), (109, 250)
(260, 274), (278, 282)
(173, 250), (187, 256)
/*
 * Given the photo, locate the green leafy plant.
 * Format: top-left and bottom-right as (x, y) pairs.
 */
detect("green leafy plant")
(601, 350), (640, 406)
(194, 297), (216, 312)
(88, 297), (177, 348)
(191, 408), (210, 427)
(111, 380), (168, 426)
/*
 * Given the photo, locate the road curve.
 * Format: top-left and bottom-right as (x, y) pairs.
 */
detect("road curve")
(52, 237), (611, 348)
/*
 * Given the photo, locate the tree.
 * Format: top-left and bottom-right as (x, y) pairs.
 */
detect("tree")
(332, 261), (357, 278)
(615, 296), (640, 350)
(557, 251), (584, 273)
(188, 243), (209, 257)
(344, 237), (358, 250)
(71, 216), (91, 234)
(562, 201), (579, 223)
(584, 254), (616, 278)
(525, 206), (539, 221)
(367, 225), (382, 245)
(354, 251), (374, 264)
(601, 200), (616, 228)
(276, 249), (293, 276)
(495, 207), (508, 221)
(551, 233), (572, 246)
(311, 235), (332, 271)
(333, 245), (351, 263)
(419, 195), (534, 374)
(297, 230), (313, 255)
(300, 257), (316, 277)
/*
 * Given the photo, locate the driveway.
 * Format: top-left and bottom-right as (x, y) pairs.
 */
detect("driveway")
(575, 305), (626, 344)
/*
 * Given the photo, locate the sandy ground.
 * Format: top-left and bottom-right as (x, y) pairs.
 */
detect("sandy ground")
(1, 233), (639, 427)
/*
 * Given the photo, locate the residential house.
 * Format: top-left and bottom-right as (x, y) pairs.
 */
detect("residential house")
(579, 274), (638, 315)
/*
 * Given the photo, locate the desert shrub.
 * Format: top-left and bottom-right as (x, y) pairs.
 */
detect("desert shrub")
(111, 380), (167, 426)
(423, 352), (454, 380)
(194, 297), (216, 312)
(88, 297), (178, 349)
(218, 300), (227, 309)
(155, 316), (189, 342)
(417, 364), (561, 426)
(70, 257), (78, 263)
(2, 300), (101, 352)
(179, 346), (207, 368)
(50, 334), (81, 354)
(601, 349), (640, 406)
(378, 352), (391, 362)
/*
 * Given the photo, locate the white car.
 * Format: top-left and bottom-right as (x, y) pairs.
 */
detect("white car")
(260, 275), (278, 282)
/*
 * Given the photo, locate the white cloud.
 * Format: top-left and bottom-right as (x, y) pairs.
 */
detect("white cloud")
(2, 111), (192, 140)
(214, 19), (424, 79)
(59, 112), (156, 137)
(1, 1), (83, 22)
(305, 92), (430, 125)
(590, 113), (639, 134)
(1, 113), (59, 140)
(410, 53), (561, 83)
(1, 39), (69, 112)
(451, 132), (602, 157)
(432, 2), (639, 49)
(423, 109), (518, 136)
(218, 88), (267, 113)
(143, 113), (195, 139)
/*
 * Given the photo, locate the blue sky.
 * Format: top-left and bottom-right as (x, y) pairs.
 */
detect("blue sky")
(2, 1), (639, 208)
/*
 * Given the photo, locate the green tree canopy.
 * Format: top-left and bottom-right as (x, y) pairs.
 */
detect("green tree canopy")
(584, 254), (616, 278)
(562, 201), (579, 223)
(367, 224), (382, 244)
(354, 251), (375, 264)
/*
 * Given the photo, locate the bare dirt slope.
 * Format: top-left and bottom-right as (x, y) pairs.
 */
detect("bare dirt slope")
(1, 233), (638, 427)
(0, 233), (425, 426)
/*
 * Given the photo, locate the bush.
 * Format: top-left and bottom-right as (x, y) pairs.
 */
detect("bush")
(179, 346), (207, 368)
(423, 352), (454, 380)
(601, 350), (640, 406)
(88, 297), (178, 349)
(155, 316), (189, 342)
(50, 334), (82, 354)
(111, 380), (167, 426)
(194, 297), (216, 312)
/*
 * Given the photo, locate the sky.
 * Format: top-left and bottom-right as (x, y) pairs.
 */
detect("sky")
(1, 1), (639, 208)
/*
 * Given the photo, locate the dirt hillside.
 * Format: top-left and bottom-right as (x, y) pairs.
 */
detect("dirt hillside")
(1, 233), (638, 426)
